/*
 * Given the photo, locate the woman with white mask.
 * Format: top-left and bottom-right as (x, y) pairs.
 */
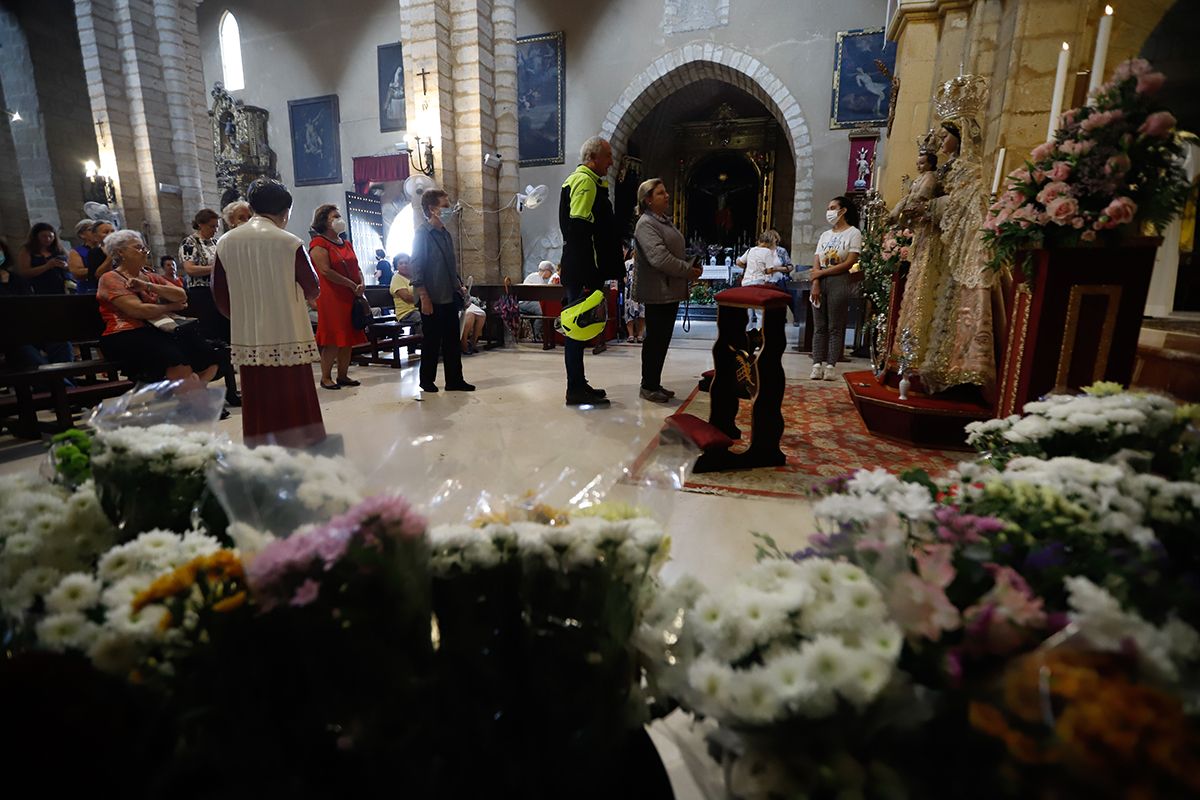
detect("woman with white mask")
(309, 203), (367, 390)
(809, 196), (862, 381)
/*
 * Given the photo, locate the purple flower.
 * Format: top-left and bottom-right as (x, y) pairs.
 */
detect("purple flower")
(290, 578), (321, 607)
(1023, 542), (1066, 573)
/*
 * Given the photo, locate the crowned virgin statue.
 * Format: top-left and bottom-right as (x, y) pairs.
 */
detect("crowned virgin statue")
(902, 75), (1004, 401)
(885, 131), (945, 378)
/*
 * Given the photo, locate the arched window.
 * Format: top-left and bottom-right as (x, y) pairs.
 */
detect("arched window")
(219, 11), (244, 92)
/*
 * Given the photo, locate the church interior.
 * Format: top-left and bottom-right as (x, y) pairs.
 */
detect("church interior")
(2, 0), (1200, 797)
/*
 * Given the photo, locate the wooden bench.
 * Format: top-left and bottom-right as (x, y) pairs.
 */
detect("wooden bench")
(0, 295), (133, 439)
(350, 286), (423, 369)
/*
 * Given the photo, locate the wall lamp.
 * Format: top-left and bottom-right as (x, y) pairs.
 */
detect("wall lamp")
(410, 136), (436, 178)
(5, 109), (21, 122)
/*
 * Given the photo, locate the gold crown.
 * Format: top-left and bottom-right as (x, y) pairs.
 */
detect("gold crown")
(934, 74), (988, 122)
(917, 129), (937, 156)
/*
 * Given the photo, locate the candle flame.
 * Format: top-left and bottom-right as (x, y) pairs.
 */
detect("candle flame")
(1105, 5), (1113, 15)
(1062, 42), (1070, 51)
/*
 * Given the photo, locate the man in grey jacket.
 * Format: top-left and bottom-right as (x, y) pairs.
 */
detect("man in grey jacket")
(633, 178), (702, 402)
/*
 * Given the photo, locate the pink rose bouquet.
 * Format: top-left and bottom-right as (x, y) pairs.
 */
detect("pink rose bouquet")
(983, 58), (1191, 270)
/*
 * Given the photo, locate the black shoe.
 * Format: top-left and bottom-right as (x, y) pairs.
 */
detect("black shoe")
(566, 389), (611, 407)
(639, 387), (672, 403)
(592, 342), (608, 355)
(445, 381), (475, 391)
(542, 341), (555, 350)
(225, 392), (242, 408)
(220, 407), (231, 420)
(320, 381), (341, 391)
(420, 382), (439, 393)
(583, 384), (607, 399)
(336, 377), (361, 387)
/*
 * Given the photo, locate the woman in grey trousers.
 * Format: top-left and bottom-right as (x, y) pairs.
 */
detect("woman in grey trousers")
(633, 179), (703, 403)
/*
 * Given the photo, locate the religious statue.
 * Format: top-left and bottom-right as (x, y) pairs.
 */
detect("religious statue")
(916, 75), (1005, 401)
(885, 133), (944, 377)
(854, 147), (872, 189)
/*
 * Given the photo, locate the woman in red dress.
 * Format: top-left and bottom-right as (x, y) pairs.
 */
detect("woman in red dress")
(309, 204), (367, 390)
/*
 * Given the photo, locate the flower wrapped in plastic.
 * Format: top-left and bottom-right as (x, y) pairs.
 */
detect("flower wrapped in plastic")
(968, 626), (1200, 798)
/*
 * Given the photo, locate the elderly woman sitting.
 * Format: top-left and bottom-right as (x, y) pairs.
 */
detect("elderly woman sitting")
(96, 229), (219, 384)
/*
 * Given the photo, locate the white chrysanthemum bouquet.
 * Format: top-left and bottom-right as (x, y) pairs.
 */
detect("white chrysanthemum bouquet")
(90, 424), (226, 535)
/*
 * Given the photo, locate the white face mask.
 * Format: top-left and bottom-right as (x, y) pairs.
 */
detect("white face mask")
(825, 209), (841, 225)
(331, 217), (347, 235)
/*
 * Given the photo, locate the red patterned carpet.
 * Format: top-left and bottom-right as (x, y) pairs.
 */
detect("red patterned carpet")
(634, 381), (965, 500)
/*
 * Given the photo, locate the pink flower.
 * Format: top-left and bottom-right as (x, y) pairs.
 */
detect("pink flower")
(1030, 142), (1055, 162)
(1049, 161), (1071, 182)
(1059, 139), (1095, 157)
(915, 543), (956, 589)
(1032, 169), (1047, 183)
(962, 565), (1047, 654)
(1080, 109), (1125, 134)
(1105, 153), (1132, 176)
(1139, 110), (1176, 139)
(1071, 216), (1086, 229)
(1036, 181), (1072, 205)
(1008, 167), (1032, 185)
(290, 578), (321, 607)
(888, 573), (961, 641)
(1136, 71), (1166, 96)
(1060, 109), (1077, 127)
(899, 246), (911, 260)
(1113, 58), (1152, 82)
(1046, 196), (1080, 225)
(1081, 229), (1098, 242)
(1103, 196), (1138, 227)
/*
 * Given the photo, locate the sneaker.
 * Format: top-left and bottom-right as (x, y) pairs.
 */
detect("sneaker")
(445, 381), (476, 391)
(660, 387), (676, 398)
(566, 389), (611, 407)
(809, 363), (824, 380)
(822, 364), (837, 381)
(419, 382), (439, 393)
(639, 387), (672, 403)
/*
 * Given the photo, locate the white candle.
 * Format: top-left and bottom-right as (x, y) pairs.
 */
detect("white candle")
(1088, 5), (1114, 95)
(883, 0), (890, 32)
(1048, 42), (1070, 141)
(991, 147), (1008, 195)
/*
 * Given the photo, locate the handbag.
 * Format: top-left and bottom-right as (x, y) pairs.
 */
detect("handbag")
(351, 295), (372, 330)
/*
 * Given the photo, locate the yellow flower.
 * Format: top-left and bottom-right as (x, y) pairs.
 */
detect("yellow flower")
(1082, 381), (1126, 397)
(211, 591), (247, 613)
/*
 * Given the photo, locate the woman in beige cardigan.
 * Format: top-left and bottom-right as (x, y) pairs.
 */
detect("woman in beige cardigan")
(633, 179), (702, 403)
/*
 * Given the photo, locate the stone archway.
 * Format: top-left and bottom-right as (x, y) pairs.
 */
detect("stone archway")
(600, 44), (814, 253)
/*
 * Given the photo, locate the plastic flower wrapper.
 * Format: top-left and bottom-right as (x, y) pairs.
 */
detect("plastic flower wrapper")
(203, 444), (365, 550)
(347, 409), (698, 795)
(85, 381), (231, 537)
(967, 625), (1200, 799)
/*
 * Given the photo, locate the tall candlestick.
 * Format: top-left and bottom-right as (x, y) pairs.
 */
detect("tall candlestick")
(990, 147), (1008, 196)
(1088, 5), (1114, 95)
(1048, 42), (1070, 141)
(883, 0), (890, 32)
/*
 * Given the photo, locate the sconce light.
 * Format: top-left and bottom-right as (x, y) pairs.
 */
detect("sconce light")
(5, 109), (21, 123)
(410, 136), (436, 178)
(83, 159), (115, 205)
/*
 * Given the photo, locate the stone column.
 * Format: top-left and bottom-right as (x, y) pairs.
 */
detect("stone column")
(74, 0), (217, 255)
(0, 6), (62, 231)
(881, 3), (941, 206)
(449, 0), (497, 280)
(492, 0), (522, 280)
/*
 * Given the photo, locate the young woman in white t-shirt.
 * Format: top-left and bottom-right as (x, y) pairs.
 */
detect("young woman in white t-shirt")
(809, 196), (862, 381)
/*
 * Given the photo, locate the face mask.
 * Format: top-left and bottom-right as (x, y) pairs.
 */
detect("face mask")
(0, 251), (6, 268)
(825, 210), (841, 225)
(331, 217), (347, 235)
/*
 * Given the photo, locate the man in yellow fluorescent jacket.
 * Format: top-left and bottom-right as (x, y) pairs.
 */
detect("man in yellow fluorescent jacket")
(558, 136), (624, 407)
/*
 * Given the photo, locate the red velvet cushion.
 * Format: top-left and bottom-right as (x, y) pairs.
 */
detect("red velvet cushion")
(701, 369), (715, 379)
(666, 413), (735, 451)
(715, 286), (791, 308)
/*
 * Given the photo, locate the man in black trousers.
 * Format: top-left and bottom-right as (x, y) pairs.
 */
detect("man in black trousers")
(558, 136), (624, 407)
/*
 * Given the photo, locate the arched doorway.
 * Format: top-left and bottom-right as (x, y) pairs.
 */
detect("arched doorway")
(601, 45), (813, 257)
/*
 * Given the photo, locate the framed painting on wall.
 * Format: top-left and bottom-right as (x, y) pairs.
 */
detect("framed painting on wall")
(377, 43), (406, 133)
(830, 29), (897, 129)
(517, 31), (565, 167)
(288, 94), (342, 186)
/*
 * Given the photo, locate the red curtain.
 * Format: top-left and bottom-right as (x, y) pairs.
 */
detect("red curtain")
(352, 154), (410, 194)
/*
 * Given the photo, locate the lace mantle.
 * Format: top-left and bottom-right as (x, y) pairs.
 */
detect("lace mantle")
(232, 340), (319, 367)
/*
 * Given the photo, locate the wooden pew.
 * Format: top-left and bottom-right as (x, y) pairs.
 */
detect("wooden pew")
(0, 295), (133, 439)
(350, 285), (422, 368)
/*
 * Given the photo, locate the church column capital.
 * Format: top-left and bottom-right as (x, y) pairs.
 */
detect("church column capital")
(889, 0), (977, 40)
